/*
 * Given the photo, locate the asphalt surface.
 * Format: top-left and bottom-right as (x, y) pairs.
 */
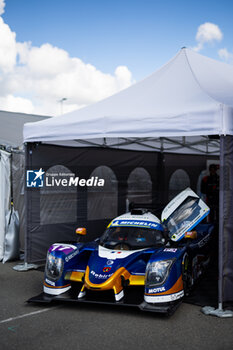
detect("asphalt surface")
(1, 261), (233, 350)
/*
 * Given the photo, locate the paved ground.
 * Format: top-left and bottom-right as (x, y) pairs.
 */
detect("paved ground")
(1, 261), (233, 350)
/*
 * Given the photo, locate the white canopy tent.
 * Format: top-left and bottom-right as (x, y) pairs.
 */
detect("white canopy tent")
(24, 48), (233, 148)
(23, 48), (233, 315)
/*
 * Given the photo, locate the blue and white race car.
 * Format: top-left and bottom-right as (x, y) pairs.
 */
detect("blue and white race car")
(29, 188), (214, 314)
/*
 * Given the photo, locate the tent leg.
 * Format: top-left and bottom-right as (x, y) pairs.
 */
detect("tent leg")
(201, 303), (233, 318)
(13, 262), (40, 271)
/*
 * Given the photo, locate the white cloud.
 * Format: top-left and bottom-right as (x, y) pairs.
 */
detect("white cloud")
(0, 5), (134, 116)
(0, 0), (5, 15)
(218, 48), (233, 63)
(13, 45), (134, 107)
(0, 17), (17, 73)
(26, 43), (72, 78)
(193, 22), (223, 52)
(0, 95), (34, 113)
(115, 65), (133, 88)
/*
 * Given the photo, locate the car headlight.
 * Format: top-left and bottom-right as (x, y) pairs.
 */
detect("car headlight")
(145, 259), (174, 287)
(45, 253), (64, 281)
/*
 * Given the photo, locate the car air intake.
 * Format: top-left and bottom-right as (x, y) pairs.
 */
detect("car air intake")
(130, 208), (148, 215)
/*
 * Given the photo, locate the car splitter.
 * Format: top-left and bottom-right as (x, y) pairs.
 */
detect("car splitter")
(27, 292), (182, 316)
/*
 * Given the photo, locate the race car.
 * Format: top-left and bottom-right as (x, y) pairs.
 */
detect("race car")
(29, 188), (214, 315)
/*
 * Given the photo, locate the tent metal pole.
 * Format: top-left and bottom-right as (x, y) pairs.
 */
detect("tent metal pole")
(218, 135), (224, 309)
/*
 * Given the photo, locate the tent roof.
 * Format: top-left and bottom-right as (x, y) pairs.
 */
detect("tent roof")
(23, 48), (233, 147)
(0, 110), (50, 148)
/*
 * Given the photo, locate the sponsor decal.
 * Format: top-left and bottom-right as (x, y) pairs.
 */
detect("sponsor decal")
(45, 278), (55, 286)
(163, 248), (177, 253)
(90, 270), (113, 279)
(103, 266), (112, 273)
(111, 220), (163, 230)
(26, 168), (45, 187)
(106, 260), (114, 265)
(148, 286), (166, 293)
(65, 249), (79, 262)
(49, 243), (77, 255)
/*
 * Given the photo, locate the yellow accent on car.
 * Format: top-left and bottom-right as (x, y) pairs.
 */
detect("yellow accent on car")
(107, 220), (113, 228)
(185, 231), (197, 239)
(129, 274), (145, 285)
(84, 265), (131, 295)
(65, 271), (84, 282)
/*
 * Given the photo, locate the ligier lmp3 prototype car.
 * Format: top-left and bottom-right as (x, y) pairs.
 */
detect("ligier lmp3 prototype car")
(29, 188), (214, 314)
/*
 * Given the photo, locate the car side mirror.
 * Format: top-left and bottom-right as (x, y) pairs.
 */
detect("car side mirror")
(76, 227), (86, 242)
(76, 227), (87, 236)
(185, 231), (197, 239)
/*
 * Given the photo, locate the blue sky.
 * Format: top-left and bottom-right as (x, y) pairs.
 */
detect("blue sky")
(0, 0), (233, 115)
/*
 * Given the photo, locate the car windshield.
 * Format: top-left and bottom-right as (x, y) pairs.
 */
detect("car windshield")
(164, 197), (201, 239)
(100, 226), (165, 250)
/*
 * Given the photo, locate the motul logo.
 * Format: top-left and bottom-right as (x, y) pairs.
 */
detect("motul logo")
(148, 286), (165, 293)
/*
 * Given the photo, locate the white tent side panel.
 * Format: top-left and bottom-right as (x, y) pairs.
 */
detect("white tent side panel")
(0, 150), (11, 260)
(219, 136), (233, 302)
